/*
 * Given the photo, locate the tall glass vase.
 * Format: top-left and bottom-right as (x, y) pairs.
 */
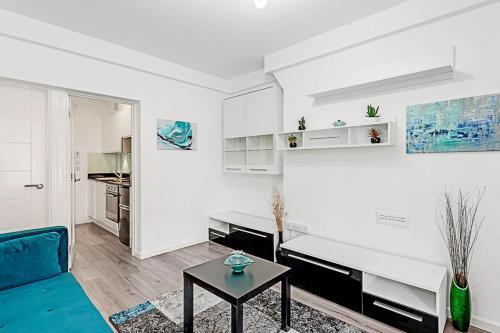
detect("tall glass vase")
(450, 278), (471, 332)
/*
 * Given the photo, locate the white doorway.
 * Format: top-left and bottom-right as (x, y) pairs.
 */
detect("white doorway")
(0, 83), (47, 233)
(69, 93), (137, 254)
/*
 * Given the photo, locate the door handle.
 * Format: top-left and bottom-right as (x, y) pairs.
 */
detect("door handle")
(231, 227), (267, 238)
(74, 178), (81, 183)
(287, 254), (351, 275)
(24, 184), (44, 190)
(373, 301), (423, 322)
(119, 204), (130, 211)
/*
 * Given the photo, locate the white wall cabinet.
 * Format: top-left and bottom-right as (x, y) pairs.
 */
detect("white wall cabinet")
(222, 84), (283, 175)
(94, 181), (107, 223)
(101, 105), (132, 152)
(246, 86), (282, 136)
(223, 96), (246, 139)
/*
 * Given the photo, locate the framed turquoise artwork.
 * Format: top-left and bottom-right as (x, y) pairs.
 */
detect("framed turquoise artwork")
(406, 93), (500, 153)
(157, 119), (197, 150)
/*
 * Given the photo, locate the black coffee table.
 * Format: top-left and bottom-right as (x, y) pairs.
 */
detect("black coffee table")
(183, 255), (291, 333)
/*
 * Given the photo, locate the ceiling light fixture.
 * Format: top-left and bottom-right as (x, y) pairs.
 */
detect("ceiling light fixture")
(254, 0), (268, 9)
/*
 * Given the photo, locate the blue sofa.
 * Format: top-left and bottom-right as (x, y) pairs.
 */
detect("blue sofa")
(0, 226), (112, 333)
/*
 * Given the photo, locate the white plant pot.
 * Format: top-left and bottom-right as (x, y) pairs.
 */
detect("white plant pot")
(367, 117), (381, 124)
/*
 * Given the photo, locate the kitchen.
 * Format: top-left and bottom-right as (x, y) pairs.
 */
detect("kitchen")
(71, 96), (133, 247)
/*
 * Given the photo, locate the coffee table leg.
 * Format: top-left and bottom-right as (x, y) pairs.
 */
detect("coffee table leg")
(231, 304), (243, 333)
(184, 277), (194, 333)
(281, 276), (291, 332)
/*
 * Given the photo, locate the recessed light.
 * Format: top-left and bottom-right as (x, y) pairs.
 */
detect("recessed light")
(254, 0), (268, 9)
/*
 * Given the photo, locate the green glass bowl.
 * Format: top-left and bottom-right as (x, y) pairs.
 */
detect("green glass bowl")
(224, 251), (254, 274)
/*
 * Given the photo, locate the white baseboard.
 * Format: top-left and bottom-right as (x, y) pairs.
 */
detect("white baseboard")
(136, 238), (207, 260)
(448, 309), (500, 332)
(471, 314), (500, 332)
(92, 219), (119, 237)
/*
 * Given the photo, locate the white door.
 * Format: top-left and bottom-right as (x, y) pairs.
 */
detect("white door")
(222, 95), (246, 138)
(0, 84), (47, 233)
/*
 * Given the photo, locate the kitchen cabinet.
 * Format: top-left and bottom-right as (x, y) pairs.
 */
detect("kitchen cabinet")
(94, 181), (107, 223)
(87, 180), (96, 219)
(222, 95), (246, 139)
(222, 84), (283, 174)
(245, 86), (282, 136)
(101, 105), (132, 152)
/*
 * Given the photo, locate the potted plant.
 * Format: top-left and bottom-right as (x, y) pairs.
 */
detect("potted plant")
(298, 117), (306, 131)
(270, 187), (285, 263)
(437, 189), (485, 332)
(288, 134), (298, 148)
(368, 127), (382, 144)
(366, 104), (380, 123)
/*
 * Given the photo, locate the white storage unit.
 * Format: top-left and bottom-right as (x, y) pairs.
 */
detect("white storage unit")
(94, 181), (107, 223)
(281, 235), (448, 333)
(278, 121), (396, 151)
(87, 179), (96, 219)
(222, 84), (283, 174)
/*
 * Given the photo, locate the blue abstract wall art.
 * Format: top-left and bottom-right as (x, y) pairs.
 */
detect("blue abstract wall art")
(406, 93), (500, 153)
(157, 119), (197, 150)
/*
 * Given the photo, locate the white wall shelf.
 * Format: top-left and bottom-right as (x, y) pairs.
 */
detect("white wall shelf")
(308, 49), (455, 104)
(278, 121), (396, 151)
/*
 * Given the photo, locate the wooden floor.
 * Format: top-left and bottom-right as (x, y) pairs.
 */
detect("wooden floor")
(72, 223), (486, 333)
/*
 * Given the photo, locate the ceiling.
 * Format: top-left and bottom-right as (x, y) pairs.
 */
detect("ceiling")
(0, 0), (408, 79)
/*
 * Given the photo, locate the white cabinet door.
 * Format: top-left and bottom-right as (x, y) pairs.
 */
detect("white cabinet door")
(87, 180), (96, 219)
(95, 181), (107, 222)
(101, 106), (131, 152)
(246, 86), (282, 136)
(223, 96), (246, 138)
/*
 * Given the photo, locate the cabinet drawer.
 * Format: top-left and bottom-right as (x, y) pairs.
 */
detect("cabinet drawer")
(228, 224), (274, 261)
(281, 250), (362, 313)
(363, 293), (438, 333)
(208, 228), (229, 247)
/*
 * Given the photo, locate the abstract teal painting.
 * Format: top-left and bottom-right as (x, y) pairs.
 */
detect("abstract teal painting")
(406, 93), (500, 153)
(157, 119), (196, 150)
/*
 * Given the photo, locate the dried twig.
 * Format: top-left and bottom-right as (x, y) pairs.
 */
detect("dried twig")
(437, 188), (485, 288)
(270, 187), (285, 232)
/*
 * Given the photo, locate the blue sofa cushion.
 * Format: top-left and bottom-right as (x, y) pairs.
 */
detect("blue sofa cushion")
(0, 272), (112, 333)
(0, 232), (61, 291)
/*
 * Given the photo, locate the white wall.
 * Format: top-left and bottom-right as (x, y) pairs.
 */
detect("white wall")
(0, 10), (228, 258)
(271, 2), (500, 330)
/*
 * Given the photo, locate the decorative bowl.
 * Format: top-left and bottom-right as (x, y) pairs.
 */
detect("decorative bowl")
(224, 251), (254, 274)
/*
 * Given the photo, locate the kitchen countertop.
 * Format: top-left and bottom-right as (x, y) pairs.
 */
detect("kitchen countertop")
(88, 173), (131, 187)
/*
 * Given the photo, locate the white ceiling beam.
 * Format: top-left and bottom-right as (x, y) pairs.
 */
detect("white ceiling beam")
(0, 9), (231, 93)
(264, 0), (499, 74)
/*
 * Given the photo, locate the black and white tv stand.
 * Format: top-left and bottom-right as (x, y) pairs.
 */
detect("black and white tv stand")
(280, 235), (447, 333)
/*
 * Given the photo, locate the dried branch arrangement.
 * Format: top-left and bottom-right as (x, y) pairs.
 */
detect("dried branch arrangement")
(437, 188), (485, 288)
(270, 187), (285, 232)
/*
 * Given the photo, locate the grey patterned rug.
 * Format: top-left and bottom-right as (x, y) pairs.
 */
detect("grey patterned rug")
(110, 286), (366, 333)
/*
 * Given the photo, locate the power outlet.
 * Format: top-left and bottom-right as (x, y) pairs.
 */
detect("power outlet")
(376, 210), (409, 228)
(285, 221), (308, 234)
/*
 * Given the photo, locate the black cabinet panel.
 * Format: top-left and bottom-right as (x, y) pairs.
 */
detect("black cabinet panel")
(281, 249), (362, 313)
(228, 224), (274, 261)
(363, 293), (438, 333)
(208, 228), (229, 247)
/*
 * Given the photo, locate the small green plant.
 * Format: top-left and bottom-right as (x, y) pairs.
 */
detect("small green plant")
(366, 104), (380, 118)
(368, 127), (382, 138)
(288, 134), (297, 144)
(298, 117), (306, 130)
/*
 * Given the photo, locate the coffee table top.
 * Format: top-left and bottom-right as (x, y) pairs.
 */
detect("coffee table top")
(184, 255), (290, 305)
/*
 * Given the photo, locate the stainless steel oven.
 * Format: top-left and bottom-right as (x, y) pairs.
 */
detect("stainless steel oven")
(105, 184), (120, 223)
